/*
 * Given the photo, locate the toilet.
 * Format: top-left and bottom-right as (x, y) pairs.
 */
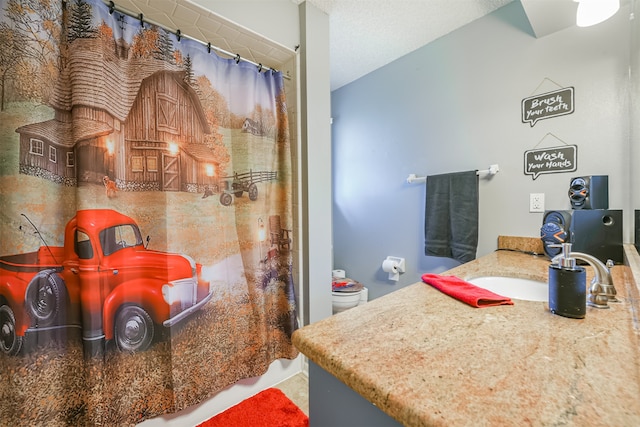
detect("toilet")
(332, 282), (368, 314)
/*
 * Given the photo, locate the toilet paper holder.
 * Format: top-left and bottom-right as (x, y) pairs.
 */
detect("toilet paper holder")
(382, 256), (405, 281)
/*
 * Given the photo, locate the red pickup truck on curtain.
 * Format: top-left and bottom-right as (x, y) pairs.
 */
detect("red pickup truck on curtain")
(0, 209), (213, 356)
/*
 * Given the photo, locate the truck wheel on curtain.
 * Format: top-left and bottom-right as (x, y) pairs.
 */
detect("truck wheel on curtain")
(0, 304), (23, 356)
(248, 183), (258, 201)
(114, 304), (154, 352)
(25, 269), (66, 327)
(220, 192), (233, 206)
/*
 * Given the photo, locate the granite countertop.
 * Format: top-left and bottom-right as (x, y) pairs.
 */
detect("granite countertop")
(292, 244), (640, 426)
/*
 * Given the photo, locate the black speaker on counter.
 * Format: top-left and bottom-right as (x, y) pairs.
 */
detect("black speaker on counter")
(568, 175), (609, 209)
(540, 209), (623, 264)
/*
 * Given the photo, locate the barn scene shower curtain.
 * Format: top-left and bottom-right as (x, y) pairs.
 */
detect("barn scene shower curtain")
(0, 0), (298, 424)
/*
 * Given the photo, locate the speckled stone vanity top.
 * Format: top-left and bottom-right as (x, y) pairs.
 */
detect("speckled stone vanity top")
(292, 244), (640, 426)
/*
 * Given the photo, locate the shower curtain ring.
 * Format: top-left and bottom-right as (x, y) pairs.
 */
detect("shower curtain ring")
(258, 63), (263, 72)
(139, 13), (144, 28)
(235, 54), (241, 64)
(207, 43), (211, 53)
(176, 29), (181, 42)
(108, 1), (115, 14)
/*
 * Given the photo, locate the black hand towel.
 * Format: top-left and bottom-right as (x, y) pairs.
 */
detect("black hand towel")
(424, 171), (478, 263)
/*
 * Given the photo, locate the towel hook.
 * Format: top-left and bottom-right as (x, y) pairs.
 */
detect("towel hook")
(406, 174), (426, 184)
(477, 164), (500, 176)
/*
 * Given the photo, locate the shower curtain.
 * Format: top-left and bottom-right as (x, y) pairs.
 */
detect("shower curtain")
(0, 0), (298, 424)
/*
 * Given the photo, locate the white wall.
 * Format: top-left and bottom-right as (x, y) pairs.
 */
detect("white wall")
(189, 0), (300, 50)
(331, 1), (634, 300)
(298, 2), (333, 324)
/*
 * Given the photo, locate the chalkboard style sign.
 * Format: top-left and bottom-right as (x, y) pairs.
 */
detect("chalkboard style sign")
(524, 145), (577, 180)
(522, 87), (574, 127)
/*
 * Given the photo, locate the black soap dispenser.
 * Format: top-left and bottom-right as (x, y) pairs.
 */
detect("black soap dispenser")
(548, 243), (586, 319)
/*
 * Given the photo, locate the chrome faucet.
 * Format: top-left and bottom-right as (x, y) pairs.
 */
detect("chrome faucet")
(551, 244), (617, 309)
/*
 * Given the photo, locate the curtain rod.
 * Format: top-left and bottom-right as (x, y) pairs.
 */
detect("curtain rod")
(103, 1), (288, 78)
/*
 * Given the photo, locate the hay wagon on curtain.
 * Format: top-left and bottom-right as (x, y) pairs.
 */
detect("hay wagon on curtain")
(202, 169), (278, 206)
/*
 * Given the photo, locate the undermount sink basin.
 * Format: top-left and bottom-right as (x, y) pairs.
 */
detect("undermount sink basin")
(467, 276), (548, 302)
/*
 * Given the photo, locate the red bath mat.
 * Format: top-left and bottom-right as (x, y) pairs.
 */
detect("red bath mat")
(197, 387), (308, 427)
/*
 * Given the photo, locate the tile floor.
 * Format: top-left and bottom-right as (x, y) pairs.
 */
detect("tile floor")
(275, 372), (309, 415)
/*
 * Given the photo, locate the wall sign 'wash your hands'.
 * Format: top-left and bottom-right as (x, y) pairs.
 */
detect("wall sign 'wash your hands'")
(524, 144), (578, 180)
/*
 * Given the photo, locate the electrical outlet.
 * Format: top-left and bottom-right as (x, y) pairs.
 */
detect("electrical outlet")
(530, 193), (545, 213)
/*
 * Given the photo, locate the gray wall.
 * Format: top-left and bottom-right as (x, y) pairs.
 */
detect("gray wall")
(331, 1), (634, 300)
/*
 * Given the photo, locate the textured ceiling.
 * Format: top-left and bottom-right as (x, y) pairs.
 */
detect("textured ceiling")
(309, 0), (631, 90)
(302, 0), (515, 90)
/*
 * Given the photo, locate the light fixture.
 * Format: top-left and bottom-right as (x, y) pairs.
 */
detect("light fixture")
(575, 0), (620, 27)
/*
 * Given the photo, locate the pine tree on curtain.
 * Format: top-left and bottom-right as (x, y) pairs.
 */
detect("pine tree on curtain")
(0, 0), (298, 424)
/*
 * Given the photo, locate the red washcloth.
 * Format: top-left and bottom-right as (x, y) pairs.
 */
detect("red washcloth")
(421, 273), (514, 308)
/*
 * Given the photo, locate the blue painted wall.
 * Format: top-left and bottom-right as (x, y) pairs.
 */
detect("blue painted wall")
(331, 2), (634, 300)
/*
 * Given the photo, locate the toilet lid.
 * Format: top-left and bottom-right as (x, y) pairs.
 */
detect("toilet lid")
(332, 278), (364, 292)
